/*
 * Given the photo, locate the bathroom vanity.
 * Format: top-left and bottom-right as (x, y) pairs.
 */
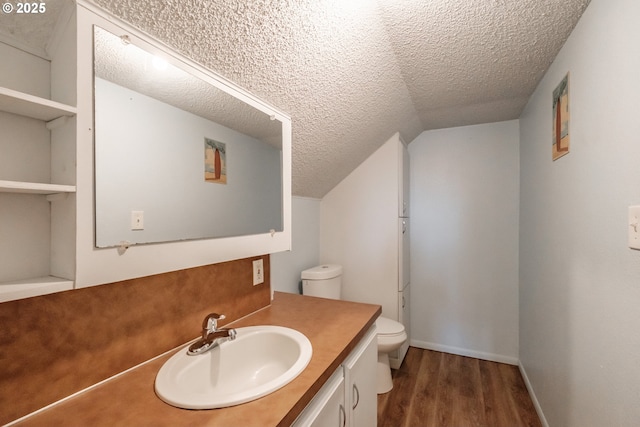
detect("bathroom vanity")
(12, 293), (380, 427)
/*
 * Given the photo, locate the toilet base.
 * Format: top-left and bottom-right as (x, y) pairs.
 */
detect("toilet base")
(377, 352), (394, 394)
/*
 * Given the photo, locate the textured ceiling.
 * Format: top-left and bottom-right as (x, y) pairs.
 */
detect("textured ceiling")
(1, 0), (591, 198)
(376, 0), (591, 130)
(93, 26), (282, 148)
(0, 0), (71, 58)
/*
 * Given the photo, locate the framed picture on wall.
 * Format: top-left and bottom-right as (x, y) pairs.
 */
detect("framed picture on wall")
(552, 73), (570, 160)
(204, 138), (227, 184)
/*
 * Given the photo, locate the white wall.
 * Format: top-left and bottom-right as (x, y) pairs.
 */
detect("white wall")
(271, 196), (321, 295)
(319, 134), (403, 319)
(0, 42), (50, 98)
(519, 0), (640, 425)
(409, 120), (520, 364)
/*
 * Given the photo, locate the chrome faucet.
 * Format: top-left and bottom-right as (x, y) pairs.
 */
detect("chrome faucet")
(187, 313), (237, 356)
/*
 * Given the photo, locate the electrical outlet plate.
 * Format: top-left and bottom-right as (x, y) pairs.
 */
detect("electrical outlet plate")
(252, 259), (264, 286)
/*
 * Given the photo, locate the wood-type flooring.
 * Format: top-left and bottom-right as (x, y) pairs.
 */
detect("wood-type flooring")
(377, 347), (542, 427)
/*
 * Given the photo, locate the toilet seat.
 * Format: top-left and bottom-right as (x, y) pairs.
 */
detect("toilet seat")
(376, 316), (405, 339)
(376, 316), (407, 354)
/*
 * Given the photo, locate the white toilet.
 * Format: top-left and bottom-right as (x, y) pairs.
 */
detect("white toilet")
(301, 264), (407, 394)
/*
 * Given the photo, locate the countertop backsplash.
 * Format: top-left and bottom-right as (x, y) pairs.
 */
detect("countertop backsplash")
(0, 255), (271, 425)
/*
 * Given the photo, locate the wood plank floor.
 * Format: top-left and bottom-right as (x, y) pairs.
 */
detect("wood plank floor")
(378, 347), (542, 427)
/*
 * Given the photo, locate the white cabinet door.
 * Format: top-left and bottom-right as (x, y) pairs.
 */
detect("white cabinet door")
(343, 326), (377, 427)
(295, 326), (378, 427)
(399, 218), (410, 291)
(398, 138), (410, 218)
(398, 284), (410, 364)
(293, 367), (346, 427)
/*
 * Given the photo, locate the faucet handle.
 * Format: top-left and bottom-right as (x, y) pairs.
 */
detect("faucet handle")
(202, 313), (225, 336)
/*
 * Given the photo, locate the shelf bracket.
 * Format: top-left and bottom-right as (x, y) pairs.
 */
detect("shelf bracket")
(46, 115), (69, 130)
(46, 193), (68, 202)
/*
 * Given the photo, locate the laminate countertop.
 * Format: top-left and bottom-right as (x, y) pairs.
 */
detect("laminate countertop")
(14, 292), (381, 427)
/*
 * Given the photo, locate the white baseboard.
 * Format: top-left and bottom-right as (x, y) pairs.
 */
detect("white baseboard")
(518, 362), (549, 427)
(410, 339), (519, 366)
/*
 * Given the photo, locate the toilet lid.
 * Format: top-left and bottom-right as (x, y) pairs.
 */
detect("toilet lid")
(376, 316), (405, 336)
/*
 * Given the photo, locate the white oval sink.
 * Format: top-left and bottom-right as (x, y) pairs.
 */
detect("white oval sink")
(155, 325), (312, 409)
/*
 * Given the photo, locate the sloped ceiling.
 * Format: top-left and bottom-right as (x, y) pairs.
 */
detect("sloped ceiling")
(0, 0), (591, 198)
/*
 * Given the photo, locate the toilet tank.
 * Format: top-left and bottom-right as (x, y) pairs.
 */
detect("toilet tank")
(301, 265), (343, 300)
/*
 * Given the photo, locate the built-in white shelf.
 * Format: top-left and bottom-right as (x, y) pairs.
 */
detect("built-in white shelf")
(0, 86), (77, 121)
(0, 180), (76, 195)
(0, 276), (74, 303)
(1, 12), (78, 306)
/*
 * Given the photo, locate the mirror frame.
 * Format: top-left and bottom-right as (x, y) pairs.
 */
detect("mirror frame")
(75, 1), (291, 288)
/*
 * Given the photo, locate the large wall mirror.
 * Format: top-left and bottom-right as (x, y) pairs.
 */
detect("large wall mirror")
(93, 26), (283, 248)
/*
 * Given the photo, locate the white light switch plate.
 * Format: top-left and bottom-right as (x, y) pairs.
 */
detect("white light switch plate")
(629, 206), (640, 250)
(131, 211), (144, 230)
